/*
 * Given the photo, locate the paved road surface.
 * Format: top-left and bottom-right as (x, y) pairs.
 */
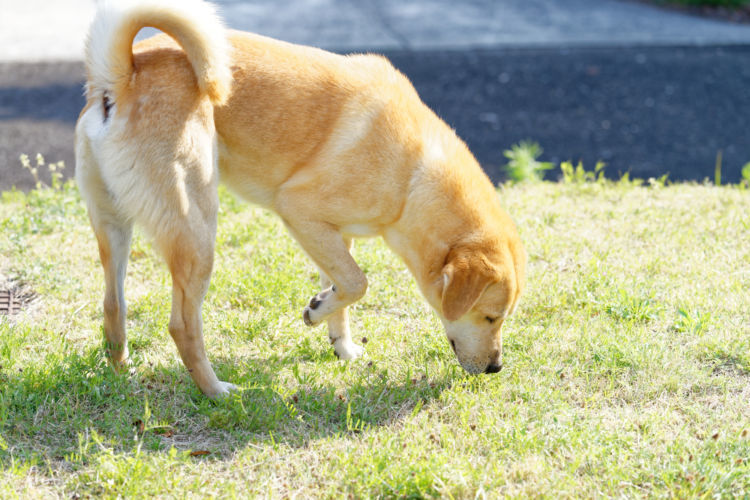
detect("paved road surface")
(1, 0), (750, 190)
(4, 0), (750, 60)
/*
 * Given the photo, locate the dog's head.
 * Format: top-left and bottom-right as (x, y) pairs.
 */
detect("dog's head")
(436, 240), (525, 374)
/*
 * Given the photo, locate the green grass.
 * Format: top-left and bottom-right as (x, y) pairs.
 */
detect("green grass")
(1, 175), (749, 497)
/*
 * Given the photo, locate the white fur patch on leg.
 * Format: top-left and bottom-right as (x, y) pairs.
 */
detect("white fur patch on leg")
(333, 337), (364, 360)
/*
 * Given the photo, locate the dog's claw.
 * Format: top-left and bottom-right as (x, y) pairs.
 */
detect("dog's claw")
(309, 295), (321, 310)
(303, 308), (314, 326)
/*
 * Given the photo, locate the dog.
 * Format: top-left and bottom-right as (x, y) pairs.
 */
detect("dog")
(75, 0), (526, 397)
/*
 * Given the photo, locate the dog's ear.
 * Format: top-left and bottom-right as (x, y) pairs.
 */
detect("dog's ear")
(441, 252), (494, 322)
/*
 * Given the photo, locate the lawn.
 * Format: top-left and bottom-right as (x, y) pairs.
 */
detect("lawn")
(1, 171), (748, 497)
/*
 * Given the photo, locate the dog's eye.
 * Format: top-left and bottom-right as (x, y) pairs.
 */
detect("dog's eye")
(485, 316), (497, 324)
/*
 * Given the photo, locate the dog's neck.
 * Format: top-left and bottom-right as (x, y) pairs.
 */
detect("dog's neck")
(383, 163), (496, 312)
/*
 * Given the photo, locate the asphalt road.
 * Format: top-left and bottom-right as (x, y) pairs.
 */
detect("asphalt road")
(2, 44), (749, 190)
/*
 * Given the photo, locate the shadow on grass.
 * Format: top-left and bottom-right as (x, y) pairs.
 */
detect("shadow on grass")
(0, 345), (456, 464)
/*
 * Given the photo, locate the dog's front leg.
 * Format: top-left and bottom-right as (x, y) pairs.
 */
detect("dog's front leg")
(283, 220), (367, 359)
(318, 239), (364, 359)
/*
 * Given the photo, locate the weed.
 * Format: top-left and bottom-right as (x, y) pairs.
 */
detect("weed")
(741, 162), (750, 189)
(715, 150), (722, 186)
(616, 171), (645, 187)
(502, 141), (553, 183)
(560, 159), (606, 184)
(19, 153), (65, 191)
(605, 289), (661, 324)
(648, 173), (670, 188)
(674, 307), (712, 336)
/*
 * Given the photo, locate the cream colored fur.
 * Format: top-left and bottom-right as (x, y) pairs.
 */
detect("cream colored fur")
(76, 0), (526, 397)
(86, 0), (231, 104)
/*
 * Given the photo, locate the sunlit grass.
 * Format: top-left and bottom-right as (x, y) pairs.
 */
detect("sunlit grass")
(1, 177), (748, 497)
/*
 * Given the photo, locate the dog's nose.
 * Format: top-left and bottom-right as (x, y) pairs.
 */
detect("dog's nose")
(484, 363), (502, 374)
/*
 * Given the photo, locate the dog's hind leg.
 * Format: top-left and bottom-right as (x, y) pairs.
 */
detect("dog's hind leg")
(91, 212), (133, 372)
(76, 126), (135, 372)
(318, 237), (364, 360)
(160, 211), (236, 398)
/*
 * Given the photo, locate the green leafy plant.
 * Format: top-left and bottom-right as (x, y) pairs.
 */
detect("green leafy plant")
(715, 150), (722, 186)
(741, 162), (750, 189)
(674, 307), (712, 336)
(647, 173), (670, 188)
(616, 172), (645, 187)
(560, 160), (606, 184)
(502, 141), (553, 183)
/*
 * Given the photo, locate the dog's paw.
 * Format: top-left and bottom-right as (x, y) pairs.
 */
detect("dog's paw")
(303, 305), (316, 326)
(303, 297), (325, 327)
(303, 288), (335, 327)
(303, 305), (321, 327)
(207, 381), (239, 399)
(332, 338), (364, 360)
(109, 356), (135, 376)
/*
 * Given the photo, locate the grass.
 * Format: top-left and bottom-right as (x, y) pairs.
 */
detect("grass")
(1, 169), (749, 497)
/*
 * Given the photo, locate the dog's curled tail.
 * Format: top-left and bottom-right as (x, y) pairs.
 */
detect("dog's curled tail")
(85, 0), (231, 105)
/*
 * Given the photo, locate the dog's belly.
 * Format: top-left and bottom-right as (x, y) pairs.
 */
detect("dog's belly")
(216, 143), (278, 207)
(341, 223), (380, 238)
(218, 167), (275, 207)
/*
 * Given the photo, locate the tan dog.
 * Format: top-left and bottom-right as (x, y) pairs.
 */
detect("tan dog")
(75, 0), (526, 397)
